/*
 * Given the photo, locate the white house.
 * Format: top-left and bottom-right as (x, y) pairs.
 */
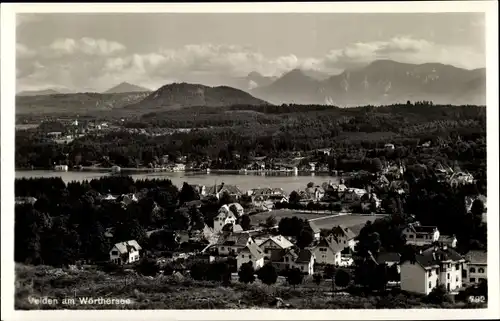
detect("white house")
(213, 207), (237, 233)
(310, 237), (344, 266)
(308, 221), (322, 241)
(270, 248), (316, 275)
(173, 163), (186, 172)
(237, 243), (265, 270)
(463, 250), (487, 285)
(258, 235), (294, 259)
(109, 240), (142, 265)
(385, 143), (395, 150)
(438, 235), (458, 248)
(402, 223), (440, 247)
(211, 233), (255, 256)
(326, 225), (357, 251)
(400, 246), (465, 295)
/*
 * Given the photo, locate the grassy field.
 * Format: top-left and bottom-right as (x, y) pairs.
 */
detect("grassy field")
(311, 214), (388, 234)
(14, 263), (481, 310)
(250, 209), (387, 234)
(250, 209), (330, 226)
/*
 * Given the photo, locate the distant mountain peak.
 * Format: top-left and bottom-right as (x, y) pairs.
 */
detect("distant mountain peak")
(104, 82), (151, 94)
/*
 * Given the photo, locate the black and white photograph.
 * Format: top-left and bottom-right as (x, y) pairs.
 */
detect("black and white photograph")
(1, 2), (499, 320)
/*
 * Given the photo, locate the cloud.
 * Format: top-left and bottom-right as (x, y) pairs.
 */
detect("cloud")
(16, 36), (485, 92)
(16, 14), (41, 27)
(45, 37), (126, 57)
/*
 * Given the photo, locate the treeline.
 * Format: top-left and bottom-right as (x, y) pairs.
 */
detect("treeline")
(16, 103), (486, 172)
(14, 176), (238, 267)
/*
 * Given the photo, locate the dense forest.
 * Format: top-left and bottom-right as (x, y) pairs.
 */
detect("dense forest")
(15, 103), (486, 173)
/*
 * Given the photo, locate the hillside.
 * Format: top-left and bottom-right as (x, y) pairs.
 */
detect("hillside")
(104, 82), (151, 94)
(17, 89), (61, 97)
(124, 82), (270, 111)
(251, 60), (487, 106)
(16, 92), (150, 115)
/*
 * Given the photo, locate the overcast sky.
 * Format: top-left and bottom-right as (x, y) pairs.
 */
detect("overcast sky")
(16, 13), (486, 92)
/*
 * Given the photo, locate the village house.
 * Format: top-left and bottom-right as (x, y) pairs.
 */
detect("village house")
(376, 252), (402, 273)
(109, 240), (142, 265)
(302, 186), (325, 202)
(210, 233), (255, 256)
(384, 143), (395, 150)
(400, 245), (465, 295)
(270, 248), (316, 275)
(308, 221), (322, 241)
(402, 223), (440, 247)
(205, 183), (242, 200)
(463, 250), (487, 285)
(438, 235), (458, 248)
(310, 236), (345, 266)
(258, 235), (294, 259)
(236, 243), (265, 270)
(15, 196), (37, 205)
(213, 206), (237, 234)
(465, 195), (487, 213)
(360, 193), (382, 212)
(325, 225), (357, 251)
(342, 188), (368, 202)
(449, 171), (474, 187)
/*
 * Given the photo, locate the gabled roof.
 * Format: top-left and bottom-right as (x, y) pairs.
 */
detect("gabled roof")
(464, 250), (487, 264)
(217, 233), (252, 246)
(315, 237), (345, 254)
(308, 221), (321, 234)
(206, 184), (242, 195)
(295, 249), (313, 263)
(330, 225), (356, 240)
(261, 235), (294, 249)
(240, 243), (265, 260)
(113, 240), (142, 254)
(402, 247), (464, 269)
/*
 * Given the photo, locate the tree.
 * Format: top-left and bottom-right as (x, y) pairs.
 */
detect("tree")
(471, 199), (485, 218)
(425, 284), (448, 304)
(264, 215), (277, 229)
(238, 262), (256, 284)
(219, 191), (235, 205)
(296, 228), (314, 249)
(313, 273), (322, 287)
(307, 182), (315, 188)
(286, 268), (304, 289)
(335, 269), (350, 288)
(289, 191), (301, 205)
(190, 262), (209, 281)
(136, 258), (159, 277)
(189, 206), (205, 231)
(323, 264), (336, 292)
(179, 182), (199, 205)
(240, 214), (251, 231)
(257, 263), (278, 286)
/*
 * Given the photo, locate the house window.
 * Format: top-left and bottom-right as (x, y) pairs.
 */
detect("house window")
(455, 264), (460, 270)
(456, 276), (459, 282)
(241, 255), (245, 258)
(409, 235), (414, 239)
(429, 281), (432, 289)
(428, 271), (432, 277)
(301, 266), (304, 271)
(111, 251), (118, 255)
(470, 278), (476, 283)
(470, 267), (476, 273)
(221, 247), (225, 250)
(478, 268), (485, 274)
(447, 273), (450, 280)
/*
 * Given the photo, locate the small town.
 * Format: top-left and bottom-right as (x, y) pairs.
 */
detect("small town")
(10, 6), (494, 314)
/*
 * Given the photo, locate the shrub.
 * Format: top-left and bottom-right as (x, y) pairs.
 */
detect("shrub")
(238, 262), (256, 284)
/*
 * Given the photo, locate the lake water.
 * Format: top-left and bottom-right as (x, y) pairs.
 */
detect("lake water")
(15, 170), (340, 194)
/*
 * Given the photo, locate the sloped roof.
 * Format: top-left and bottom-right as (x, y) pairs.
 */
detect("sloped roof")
(217, 233), (252, 246)
(402, 247), (464, 269)
(330, 225), (356, 240)
(465, 250), (487, 264)
(438, 235), (457, 243)
(413, 226), (438, 234)
(376, 252), (401, 264)
(308, 221), (321, 234)
(295, 249), (313, 263)
(113, 240), (142, 254)
(315, 237), (345, 254)
(241, 243), (265, 260)
(206, 184), (242, 195)
(261, 235), (294, 249)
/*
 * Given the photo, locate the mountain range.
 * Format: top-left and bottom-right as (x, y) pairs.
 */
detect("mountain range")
(15, 60), (486, 114)
(123, 82), (268, 111)
(250, 60), (486, 106)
